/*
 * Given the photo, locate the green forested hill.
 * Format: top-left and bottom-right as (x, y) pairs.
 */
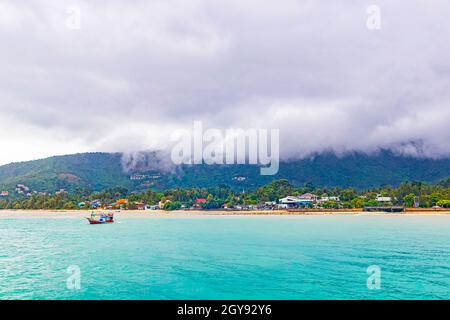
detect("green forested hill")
(0, 153), (133, 193)
(0, 151), (448, 193)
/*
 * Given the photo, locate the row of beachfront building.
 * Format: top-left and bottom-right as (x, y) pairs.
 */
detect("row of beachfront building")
(101, 193), (393, 210)
(276, 193), (339, 208)
(274, 193), (392, 209)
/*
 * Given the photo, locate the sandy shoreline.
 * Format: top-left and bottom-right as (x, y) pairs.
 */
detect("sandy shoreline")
(0, 209), (449, 219)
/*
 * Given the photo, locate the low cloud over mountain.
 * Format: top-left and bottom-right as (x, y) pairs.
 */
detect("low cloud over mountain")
(0, 0), (449, 164)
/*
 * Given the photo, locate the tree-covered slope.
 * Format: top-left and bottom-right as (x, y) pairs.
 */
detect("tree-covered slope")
(0, 153), (132, 193)
(166, 152), (450, 190)
(0, 151), (448, 193)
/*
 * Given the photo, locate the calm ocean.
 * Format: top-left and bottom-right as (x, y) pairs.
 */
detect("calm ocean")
(1, 215), (449, 300)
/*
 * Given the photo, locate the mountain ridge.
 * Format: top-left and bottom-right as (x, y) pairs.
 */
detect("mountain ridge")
(0, 151), (449, 193)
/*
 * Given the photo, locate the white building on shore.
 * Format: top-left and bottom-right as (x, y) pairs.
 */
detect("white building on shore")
(376, 194), (392, 202)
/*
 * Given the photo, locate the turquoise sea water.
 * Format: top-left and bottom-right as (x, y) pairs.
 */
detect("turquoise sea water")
(0, 215), (449, 300)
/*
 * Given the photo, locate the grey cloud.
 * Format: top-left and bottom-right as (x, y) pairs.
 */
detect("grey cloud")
(0, 0), (449, 165)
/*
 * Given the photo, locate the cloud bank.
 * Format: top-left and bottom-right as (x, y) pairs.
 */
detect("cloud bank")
(0, 0), (449, 165)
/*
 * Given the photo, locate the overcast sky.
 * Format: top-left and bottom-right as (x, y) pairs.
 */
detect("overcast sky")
(0, 0), (449, 165)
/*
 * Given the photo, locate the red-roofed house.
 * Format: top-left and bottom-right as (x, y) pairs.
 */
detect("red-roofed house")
(193, 198), (207, 209)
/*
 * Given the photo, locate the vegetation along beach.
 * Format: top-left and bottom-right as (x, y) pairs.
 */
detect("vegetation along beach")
(1, 178), (449, 213)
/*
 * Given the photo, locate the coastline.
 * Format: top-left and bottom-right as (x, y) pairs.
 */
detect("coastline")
(0, 209), (449, 219)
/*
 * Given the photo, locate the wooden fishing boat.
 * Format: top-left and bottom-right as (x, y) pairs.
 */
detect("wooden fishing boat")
(86, 212), (114, 224)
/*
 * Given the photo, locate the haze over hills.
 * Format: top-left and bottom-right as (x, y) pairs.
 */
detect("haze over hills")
(0, 151), (449, 194)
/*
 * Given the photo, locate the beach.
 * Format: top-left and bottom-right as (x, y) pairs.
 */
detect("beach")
(0, 209), (449, 219)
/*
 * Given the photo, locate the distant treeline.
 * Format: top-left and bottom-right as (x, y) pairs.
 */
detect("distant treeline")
(0, 178), (449, 210)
